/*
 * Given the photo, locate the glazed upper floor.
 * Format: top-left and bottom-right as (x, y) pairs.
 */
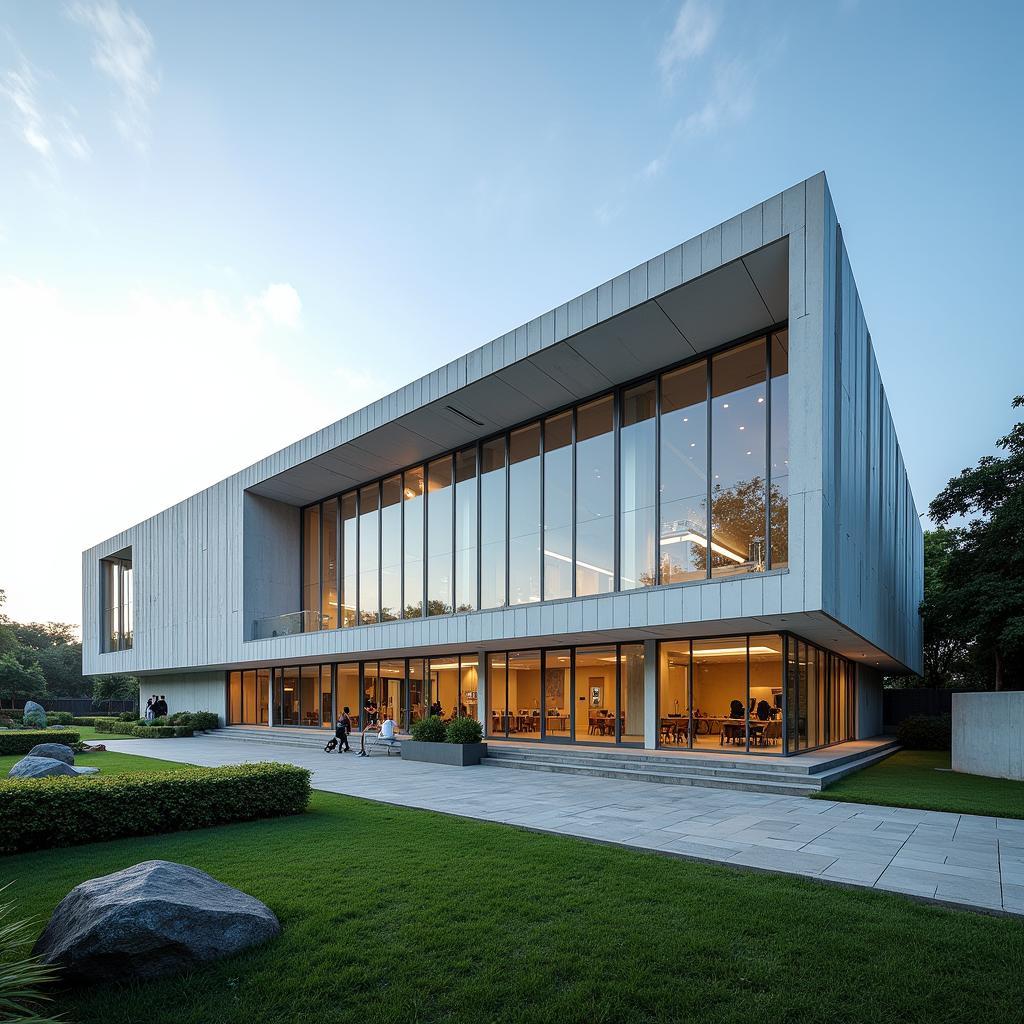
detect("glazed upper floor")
(83, 173), (924, 679)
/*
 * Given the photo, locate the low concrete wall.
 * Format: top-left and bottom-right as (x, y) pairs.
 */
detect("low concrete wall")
(138, 671), (228, 727)
(952, 691), (1024, 781)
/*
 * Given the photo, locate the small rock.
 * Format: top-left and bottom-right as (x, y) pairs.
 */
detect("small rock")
(22, 700), (47, 728)
(74, 766), (100, 775)
(28, 743), (75, 765)
(33, 860), (281, 982)
(8, 756), (78, 779)
(82, 743), (107, 752)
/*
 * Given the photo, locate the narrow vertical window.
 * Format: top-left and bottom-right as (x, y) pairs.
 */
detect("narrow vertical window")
(543, 411), (573, 600)
(340, 492), (357, 627)
(575, 396), (614, 596)
(380, 475), (402, 621)
(660, 363), (708, 582)
(427, 456), (454, 615)
(480, 437), (507, 609)
(403, 467), (424, 618)
(454, 447), (478, 612)
(769, 329), (789, 569)
(711, 339), (767, 577)
(487, 653), (507, 736)
(101, 551), (132, 652)
(358, 484), (379, 624)
(508, 423), (541, 605)
(302, 505), (320, 629)
(619, 380), (657, 589)
(321, 498), (338, 629)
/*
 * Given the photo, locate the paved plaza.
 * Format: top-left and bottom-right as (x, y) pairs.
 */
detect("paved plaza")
(105, 734), (1024, 917)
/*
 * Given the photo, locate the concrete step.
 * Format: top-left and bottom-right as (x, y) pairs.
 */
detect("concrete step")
(479, 756), (821, 795)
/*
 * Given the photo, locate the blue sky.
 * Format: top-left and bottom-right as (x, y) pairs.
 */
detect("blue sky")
(1, 0), (1022, 625)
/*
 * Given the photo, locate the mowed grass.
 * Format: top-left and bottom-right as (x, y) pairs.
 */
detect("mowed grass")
(1, 754), (1021, 1024)
(816, 750), (1024, 819)
(0, 749), (194, 777)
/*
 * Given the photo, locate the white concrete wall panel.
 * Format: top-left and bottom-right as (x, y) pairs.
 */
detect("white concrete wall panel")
(953, 692), (1024, 781)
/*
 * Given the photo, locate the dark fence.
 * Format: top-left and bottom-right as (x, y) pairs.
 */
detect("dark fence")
(882, 689), (955, 731)
(0, 697), (138, 716)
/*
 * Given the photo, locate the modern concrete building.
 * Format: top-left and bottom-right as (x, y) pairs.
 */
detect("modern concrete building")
(83, 172), (923, 757)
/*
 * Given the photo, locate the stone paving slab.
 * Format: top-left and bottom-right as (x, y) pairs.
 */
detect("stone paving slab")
(103, 735), (1024, 917)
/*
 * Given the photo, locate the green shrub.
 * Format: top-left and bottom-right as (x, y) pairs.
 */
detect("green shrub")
(45, 711), (74, 726)
(0, 762), (312, 855)
(187, 711), (219, 731)
(117, 710), (138, 722)
(0, 730), (80, 756)
(445, 717), (483, 744)
(106, 722), (192, 738)
(410, 715), (447, 742)
(896, 713), (952, 750)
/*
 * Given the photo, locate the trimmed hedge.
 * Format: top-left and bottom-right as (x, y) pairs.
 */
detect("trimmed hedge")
(71, 717), (120, 731)
(44, 711), (74, 726)
(0, 762), (312, 855)
(0, 730), (81, 756)
(167, 711), (219, 731)
(896, 713), (952, 751)
(107, 722), (193, 738)
(410, 715), (447, 742)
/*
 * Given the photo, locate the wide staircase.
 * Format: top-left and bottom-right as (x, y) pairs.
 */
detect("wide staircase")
(214, 727), (389, 752)
(480, 741), (899, 796)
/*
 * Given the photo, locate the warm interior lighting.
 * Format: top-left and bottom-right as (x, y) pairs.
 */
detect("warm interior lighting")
(660, 530), (745, 564)
(692, 645), (777, 657)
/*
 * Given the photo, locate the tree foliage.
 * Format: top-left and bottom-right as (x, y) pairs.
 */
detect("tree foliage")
(924, 395), (1024, 690)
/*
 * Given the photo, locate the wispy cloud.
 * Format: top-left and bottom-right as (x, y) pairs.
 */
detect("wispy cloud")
(641, 156), (666, 180)
(677, 58), (755, 138)
(659, 0), (719, 87)
(67, 0), (158, 150)
(1, 62), (52, 158)
(254, 283), (303, 329)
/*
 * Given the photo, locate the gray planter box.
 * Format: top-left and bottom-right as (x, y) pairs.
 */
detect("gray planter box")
(401, 740), (487, 766)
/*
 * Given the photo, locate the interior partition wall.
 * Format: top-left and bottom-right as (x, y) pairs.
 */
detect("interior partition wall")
(299, 328), (789, 632)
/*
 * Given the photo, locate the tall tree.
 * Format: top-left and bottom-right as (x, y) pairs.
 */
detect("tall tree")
(927, 396), (1024, 690)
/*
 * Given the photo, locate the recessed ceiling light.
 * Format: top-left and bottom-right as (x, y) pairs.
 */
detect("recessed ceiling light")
(746, 451), (752, 456)
(739, 426), (745, 431)
(757, 397), (764, 403)
(723, 403), (729, 409)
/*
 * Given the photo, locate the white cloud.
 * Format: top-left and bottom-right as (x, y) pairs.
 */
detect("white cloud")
(254, 282), (302, 329)
(1, 62), (51, 157)
(0, 276), (382, 625)
(67, 0), (158, 149)
(678, 59), (755, 138)
(659, 0), (719, 86)
(641, 156), (666, 180)
(57, 115), (91, 160)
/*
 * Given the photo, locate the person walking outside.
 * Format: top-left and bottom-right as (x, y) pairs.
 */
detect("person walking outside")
(335, 707), (352, 753)
(144, 696), (156, 721)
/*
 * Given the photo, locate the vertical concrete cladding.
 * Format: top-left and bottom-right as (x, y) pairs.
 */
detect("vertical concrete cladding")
(818, 179), (923, 675)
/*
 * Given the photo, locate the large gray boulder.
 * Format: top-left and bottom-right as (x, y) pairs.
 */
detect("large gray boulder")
(22, 700), (46, 728)
(8, 756), (78, 779)
(33, 860), (281, 982)
(28, 742), (75, 765)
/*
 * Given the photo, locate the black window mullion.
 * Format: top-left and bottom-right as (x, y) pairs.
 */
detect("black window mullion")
(399, 473), (405, 620)
(569, 647), (576, 742)
(539, 421), (546, 602)
(614, 643), (622, 744)
(540, 650), (547, 739)
(655, 372), (662, 584)
(613, 389), (621, 591)
(705, 356), (712, 578)
(765, 334), (772, 571)
(476, 440), (482, 612)
(354, 488), (361, 625)
(318, 502), (324, 630)
(687, 639), (694, 750)
(504, 433), (510, 607)
(299, 509), (305, 629)
(570, 406), (577, 598)
(745, 635), (751, 752)
(423, 464), (429, 616)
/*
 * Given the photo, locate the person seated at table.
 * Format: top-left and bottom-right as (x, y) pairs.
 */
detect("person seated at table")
(729, 699), (745, 719)
(429, 699), (443, 717)
(756, 699), (772, 721)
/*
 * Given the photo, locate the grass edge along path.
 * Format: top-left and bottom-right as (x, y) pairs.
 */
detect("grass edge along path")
(814, 749), (1024, 819)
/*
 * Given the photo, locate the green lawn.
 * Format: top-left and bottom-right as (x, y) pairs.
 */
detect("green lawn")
(816, 750), (1024, 819)
(0, 749), (190, 777)
(1, 754), (1021, 1024)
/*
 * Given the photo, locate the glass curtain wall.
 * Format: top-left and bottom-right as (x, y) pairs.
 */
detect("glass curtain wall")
(508, 424), (541, 605)
(786, 635), (854, 752)
(543, 413), (573, 600)
(711, 341), (767, 577)
(300, 330), (789, 633)
(321, 498), (338, 629)
(659, 363), (707, 582)
(380, 476), (401, 621)
(620, 382), (657, 589)
(454, 448), (478, 612)
(340, 493), (358, 628)
(575, 397), (615, 596)
(427, 457), (454, 616)
(403, 467), (424, 618)
(480, 437), (507, 608)
(101, 554), (133, 652)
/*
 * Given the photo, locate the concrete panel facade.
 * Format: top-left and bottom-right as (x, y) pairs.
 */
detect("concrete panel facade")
(953, 692), (1024, 781)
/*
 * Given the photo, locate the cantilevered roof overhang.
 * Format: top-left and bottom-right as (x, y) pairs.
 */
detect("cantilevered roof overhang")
(247, 234), (788, 506)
